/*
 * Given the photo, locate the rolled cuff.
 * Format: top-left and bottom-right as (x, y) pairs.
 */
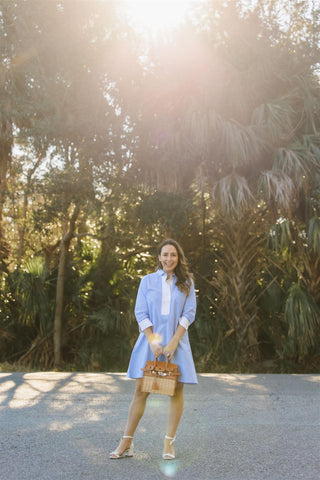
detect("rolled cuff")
(179, 316), (190, 330)
(138, 318), (153, 332)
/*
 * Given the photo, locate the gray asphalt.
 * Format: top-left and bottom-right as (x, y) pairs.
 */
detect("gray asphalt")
(0, 372), (319, 480)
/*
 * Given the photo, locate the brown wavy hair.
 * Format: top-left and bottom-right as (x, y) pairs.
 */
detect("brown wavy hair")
(157, 239), (194, 295)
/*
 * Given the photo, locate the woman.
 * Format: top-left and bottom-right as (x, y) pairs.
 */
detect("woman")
(109, 239), (197, 460)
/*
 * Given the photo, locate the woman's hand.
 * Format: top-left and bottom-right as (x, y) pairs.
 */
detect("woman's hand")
(163, 338), (179, 361)
(149, 341), (163, 358)
(163, 324), (187, 360)
(144, 328), (163, 358)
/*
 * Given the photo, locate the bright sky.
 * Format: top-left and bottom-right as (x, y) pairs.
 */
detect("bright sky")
(119, 0), (200, 33)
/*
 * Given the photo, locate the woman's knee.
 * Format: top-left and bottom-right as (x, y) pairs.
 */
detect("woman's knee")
(134, 379), (150, 399)
(175, 382), (184, 395)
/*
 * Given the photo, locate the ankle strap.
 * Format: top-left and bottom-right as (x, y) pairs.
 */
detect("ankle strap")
(165, 435), (176, 444)
(123, 435), (133, 439)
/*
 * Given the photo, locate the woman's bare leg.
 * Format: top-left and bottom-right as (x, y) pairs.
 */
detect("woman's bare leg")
(111, 379), (149, 455)
(163, 382), (184, 457)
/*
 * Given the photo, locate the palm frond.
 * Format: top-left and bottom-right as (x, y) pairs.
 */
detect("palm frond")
(252, 94), (298, 143)
(301, 135), (320, 171)
(212, 173), (254, 217)
(292, 74), (320, 134)
(285, 283), (320, 357)
(308, 216), (320, 254)
(182, 106), (221, 153)
(24, 257), (48, 279)
(258, 170), (294, 210)
(268, 218), (293, 251)
(273, 135), (320, 184)
(17, 258), (52, 333)
(86, 304), (130, 334)
(273, 147), (308, 182)
(220, 119), (264, 167)
(278, 218), (293, 249)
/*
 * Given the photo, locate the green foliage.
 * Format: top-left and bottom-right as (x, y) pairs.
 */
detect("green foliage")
(136, 192), (194, 239)
(15, 257), (53, 334)
(308, 216), (320, 254)
(284, 283), (320, 358)
(76, 306), (135, 371)
(268, 218), (293, 252)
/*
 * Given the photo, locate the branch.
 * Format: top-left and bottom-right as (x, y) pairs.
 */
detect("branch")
(122, 246), (153, 260)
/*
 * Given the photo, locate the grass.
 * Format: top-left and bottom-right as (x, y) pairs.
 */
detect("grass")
(0, 362), (37, 373)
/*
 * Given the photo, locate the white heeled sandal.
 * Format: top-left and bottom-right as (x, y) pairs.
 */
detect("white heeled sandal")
(162, 434), (176, 460)
(109, 435), (134, 459)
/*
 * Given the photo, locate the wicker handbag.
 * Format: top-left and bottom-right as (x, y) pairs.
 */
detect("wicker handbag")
(141, 357), (181, 396)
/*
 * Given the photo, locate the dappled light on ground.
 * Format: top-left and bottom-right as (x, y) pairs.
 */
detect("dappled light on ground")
(48, 421), (73, 431)
(0, 372), (125, 410)
(199, 373), (269, 393)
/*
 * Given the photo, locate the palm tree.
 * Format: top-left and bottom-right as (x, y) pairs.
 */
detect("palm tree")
(210, 213), (265, 364)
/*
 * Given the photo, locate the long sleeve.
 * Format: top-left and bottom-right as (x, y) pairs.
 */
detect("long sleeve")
(179, 281), (196, 328)
(134, 277), (153, 332)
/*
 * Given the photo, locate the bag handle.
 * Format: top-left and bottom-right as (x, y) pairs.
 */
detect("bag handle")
(154, 354), (170, 367)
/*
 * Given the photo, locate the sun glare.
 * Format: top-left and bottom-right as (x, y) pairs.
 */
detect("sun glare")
(120, 0), (196, 33)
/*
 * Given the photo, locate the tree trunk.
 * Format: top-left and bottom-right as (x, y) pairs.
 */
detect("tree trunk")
(212, 214), (264, 365)
(17, 156), (43, 266)
(0, 120), (12, 265)
(53, 203), (80, 367)
(17, 190), (28, 267)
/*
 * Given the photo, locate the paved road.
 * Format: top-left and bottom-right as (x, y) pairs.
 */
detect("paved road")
(0, 372), (319, 480)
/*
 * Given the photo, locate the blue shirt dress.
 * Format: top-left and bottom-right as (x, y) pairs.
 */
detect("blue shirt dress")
(127, 269), (198, 384)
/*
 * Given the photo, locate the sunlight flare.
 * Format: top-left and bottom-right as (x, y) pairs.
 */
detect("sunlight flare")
(120, 0), (196, 32)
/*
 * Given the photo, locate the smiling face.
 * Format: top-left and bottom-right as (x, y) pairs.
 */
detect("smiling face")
(159, 244), (179, 276)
